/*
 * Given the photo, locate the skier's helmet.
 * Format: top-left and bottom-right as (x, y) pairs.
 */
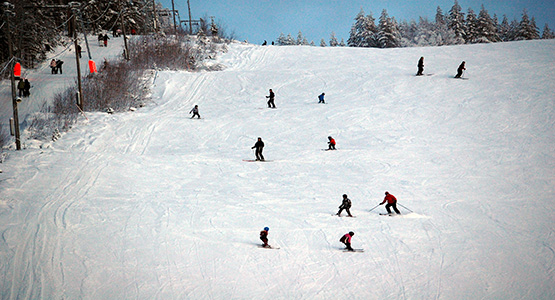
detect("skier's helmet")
(343, 194), (347, 198)
(349, 231), (354, 236)
(264, 227), (269, 231)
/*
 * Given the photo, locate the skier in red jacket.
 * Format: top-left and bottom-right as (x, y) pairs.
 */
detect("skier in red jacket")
(327, 136), (336, 150)
(379, 191), (401, 215)
(340, 231), (355, 251)
(260, 227), (270, 247)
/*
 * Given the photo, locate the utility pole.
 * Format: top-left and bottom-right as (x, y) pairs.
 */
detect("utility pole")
(3, 2), (21, 150)
(171, 0), (177, 34)
(69, 2), (84, 110)
(187, 0), (192, 34)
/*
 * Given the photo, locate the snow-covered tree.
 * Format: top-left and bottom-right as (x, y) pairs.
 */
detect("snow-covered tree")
(297, 31), (309, 45)
(329, 32), (339, 47)
(434, 6), (457, 45)
(377, 9), (401, 48)
(542, 24), (555, 39)
(516, 10), (540, 40)
(347, 8), (377, 47)
(464, 8), (479, 43)
(277, 33), (296, 45)
(448, 0), (466, 43)
(339, 38), (346, 46)
(320, 39), (327, 47)
(498, 15), (512, 41)
(476, 5), (500, 42)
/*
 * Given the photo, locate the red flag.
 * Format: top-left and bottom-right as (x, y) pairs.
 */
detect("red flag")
(88, 60), (97, 73)
(14, 62), (21, 78)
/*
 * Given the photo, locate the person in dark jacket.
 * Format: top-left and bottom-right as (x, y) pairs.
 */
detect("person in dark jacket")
(50, 59), (57, 74)
(251, 137), (265, 161)
(17, 78), (25, 97)
(327, 136), (336, 150)
(103, 34), (110, 47)
(336, 194), (353, 217)
(340, 231), (355, 251)
(379, 191), (400, 215)
(416, 57), (424, 76)
(23, 79), (31, 97)
(260, 227), (270, 247)
(454, 61), (466, 78)
(190, 105), (200, 119)
(318, 92), (325, 103)
(266, 89), (275, 108)
(56, 59), (64, 74)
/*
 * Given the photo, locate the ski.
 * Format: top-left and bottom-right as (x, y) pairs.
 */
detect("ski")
(379, 213), (401, 216)
(333, 214), (356, 218)
(259, 245), (280, 249)
(343, 249), (364, 252)
(242, 159), (273, 162)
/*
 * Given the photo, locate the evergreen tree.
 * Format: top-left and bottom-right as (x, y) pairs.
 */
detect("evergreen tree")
(339, 38), (346, 46)
(347, 8), (377, 47)
(377, 9), (401, 48)
(296, 31), (309, 45)
(448, 0), (466, 43)
(498, 15), (512, 41)
(329, 32), (339, 47)
(320, 38), (327, 47)
(542, 23), (555, 39)
(516, 9), (539, 40)
(434, 6), (457, 45)
(476, 5), (500, 42)
(464, 8), (479, 43)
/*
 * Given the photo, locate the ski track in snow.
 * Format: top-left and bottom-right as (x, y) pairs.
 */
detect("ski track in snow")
(0, 40), (554, 299)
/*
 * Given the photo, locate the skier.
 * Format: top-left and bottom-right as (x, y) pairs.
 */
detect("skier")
(103, 34), (110, 47)
(190, 105), (200, 119)
(327, 136), (336, 150)
(318, 92), (325, 103)
(262, 40), (267, 46)
(454, 61), (466, 78)
(379, 191), (400, 215)
(260, 227), (270, 247)
(17, 78), (25, 97)
(50, 59), (57, 74)
(98, 34), (103, 46)
(336, 194), (353, 217)
(340, 231), (355, 251)
(251, 137), (265, 161)
(266, 89), (276, 108)
(56, 59), (64, 74)
(23, 78), (31, 97)
(416, 57), (424, 76)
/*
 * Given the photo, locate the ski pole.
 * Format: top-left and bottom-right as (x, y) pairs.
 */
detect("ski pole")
(368, 204), (380, 212)
(398, 203), (413, 213)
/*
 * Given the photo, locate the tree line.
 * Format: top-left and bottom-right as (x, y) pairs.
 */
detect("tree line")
(276, 1), (554, 47)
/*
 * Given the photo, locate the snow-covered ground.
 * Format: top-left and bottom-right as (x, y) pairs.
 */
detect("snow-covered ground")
(1, 39), (554, 299)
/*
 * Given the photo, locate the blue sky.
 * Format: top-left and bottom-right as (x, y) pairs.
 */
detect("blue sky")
(160, 0), (555, 44)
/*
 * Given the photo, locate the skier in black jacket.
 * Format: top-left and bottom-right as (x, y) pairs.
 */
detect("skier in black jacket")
(251, 137), (265, 161)
(336, 194), (353, 217)
(455, 61), (466, 78)
(416, 57), (424, 76)
(266, 89), (275, 108)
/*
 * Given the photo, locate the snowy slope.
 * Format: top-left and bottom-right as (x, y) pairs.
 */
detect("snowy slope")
(0, 40), (554, 299)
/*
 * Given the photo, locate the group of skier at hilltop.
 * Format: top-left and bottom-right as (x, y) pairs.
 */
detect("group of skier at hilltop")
(261, 191), (403, 251)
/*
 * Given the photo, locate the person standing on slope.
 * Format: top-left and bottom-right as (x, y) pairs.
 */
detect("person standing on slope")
(416, 57), (424, 76)
(23, 78), (31, 97)
(318, 92), (325, 104)
(336, 194), (353, 217)
(251, 137), (265, 161)
(190, 105), (200, 119)
(379, 191), (401, 215)
(266, 89), (276, 108)
(340, 231), (355, 251)
(454, 61), (466, 78)
(17, 78), (25, 97)
(260, 227), (270, 247)
(327, 136), (336, 150)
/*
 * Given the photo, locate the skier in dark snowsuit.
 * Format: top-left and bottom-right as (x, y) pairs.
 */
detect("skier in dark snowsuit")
(56, 60), (64, 74)
(336, 194), (353, 217)
(340, 231), (355, 251)
(23, 79), (31, 97)
(454, 61), (466, 78)
(266, 89), (275, 108)
(251, 137), (265, 161)
(17, 78), (25, 97)
(260, 227), (270, 247)
(103, 34), (110, 47)
(318, 92), (325, 103)
(416, 57), (424, 76)
(380, 191), (400, 215)
(327, 136), (336, 150)
(190, 105), (200, 119)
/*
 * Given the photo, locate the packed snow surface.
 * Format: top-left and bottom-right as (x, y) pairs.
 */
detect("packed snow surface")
(1, 40), (555, 299)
